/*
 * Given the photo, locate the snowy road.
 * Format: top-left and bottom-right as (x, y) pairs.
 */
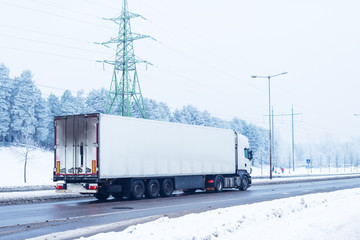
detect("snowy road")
(1, 177), (359, 240)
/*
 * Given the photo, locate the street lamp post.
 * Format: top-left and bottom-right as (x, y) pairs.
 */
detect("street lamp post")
(251, 72), (287, 179)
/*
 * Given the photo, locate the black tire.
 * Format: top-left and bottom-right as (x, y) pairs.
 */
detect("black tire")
(94, 192), (110, 201)
(112, 192), (123, 200)
(146, 179), (160, 199)
(130, 180), (145, 200)
(214, 175), (224, 193)
(160, 179), (174, 197)
(239, 175), (249, 191)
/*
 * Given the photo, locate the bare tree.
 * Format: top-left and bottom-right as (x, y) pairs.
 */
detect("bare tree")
(14, 123), (36, 183)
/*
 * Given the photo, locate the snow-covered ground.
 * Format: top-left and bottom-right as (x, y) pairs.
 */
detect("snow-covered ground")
(1, 146), (358, 189)
(61, 187), (358, 240)
(1, 146), (359, 205)
(1, 147), (360, 239)
(0, 147), (53, 187)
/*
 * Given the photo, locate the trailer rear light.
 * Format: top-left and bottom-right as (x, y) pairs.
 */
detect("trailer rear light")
(88, 184), (98, 190)
(208, 180), (214, 184)
(56, 183), (66, 190)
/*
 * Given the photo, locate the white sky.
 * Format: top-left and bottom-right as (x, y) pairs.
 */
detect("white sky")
(0, 0), (359, 145)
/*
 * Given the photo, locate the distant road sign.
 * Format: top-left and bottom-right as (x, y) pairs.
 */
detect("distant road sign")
(306, 159), (311, 164)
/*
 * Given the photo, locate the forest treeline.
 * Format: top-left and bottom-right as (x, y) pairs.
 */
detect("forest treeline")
(2, 63), (359, 170)
(0, 63), (269, 165)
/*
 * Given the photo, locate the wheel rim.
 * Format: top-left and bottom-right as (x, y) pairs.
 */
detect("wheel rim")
(242, 177), (248, 190)
(134, 184), (143, 196)
(216, 180), (222, 191)
(150, 183), (158, 194)
(165, 183), (171, 193)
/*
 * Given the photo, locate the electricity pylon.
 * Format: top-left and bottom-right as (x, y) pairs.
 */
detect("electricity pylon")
(97, 0), (152, 118)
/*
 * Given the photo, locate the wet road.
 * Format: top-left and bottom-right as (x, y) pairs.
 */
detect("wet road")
(1, 177), (359, 239)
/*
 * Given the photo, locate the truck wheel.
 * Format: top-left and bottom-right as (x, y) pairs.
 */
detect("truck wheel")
(160, 179), (174, 197)
(239, 175), (249, 191)
(146, 179), (160, 198)
(131, 180), (145, 200)
(214, 176), (224, 192)
(94, 192), (110, 201)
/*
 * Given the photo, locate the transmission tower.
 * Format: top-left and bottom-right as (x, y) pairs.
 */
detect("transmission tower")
(97, 0), (152, 118)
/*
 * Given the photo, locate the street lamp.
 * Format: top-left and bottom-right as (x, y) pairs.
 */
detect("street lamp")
(251, 72), (288, 179)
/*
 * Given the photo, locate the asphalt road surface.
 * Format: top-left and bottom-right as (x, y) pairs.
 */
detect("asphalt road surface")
(1, 177), (359, 240)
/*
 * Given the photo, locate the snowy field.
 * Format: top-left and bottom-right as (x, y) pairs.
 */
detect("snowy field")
(1, 146), (359, 205)
(1, 146), (359, 189)
(0, 147), (53, 187)
(1, 147), (360, 239)
(64, 188), (359, 240)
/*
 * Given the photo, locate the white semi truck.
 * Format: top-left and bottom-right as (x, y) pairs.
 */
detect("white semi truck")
(53, 113), (253, 200)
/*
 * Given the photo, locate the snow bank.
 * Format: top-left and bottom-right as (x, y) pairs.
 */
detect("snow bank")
(78, 188), (360, 240)
(251, 165), (360, 177)
(0, 147), (53, 187)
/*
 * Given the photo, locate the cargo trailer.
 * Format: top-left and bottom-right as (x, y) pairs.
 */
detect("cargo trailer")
(53, 113), (253, 200)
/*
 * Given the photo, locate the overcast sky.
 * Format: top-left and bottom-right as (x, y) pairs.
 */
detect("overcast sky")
(0, 0), (359, 146)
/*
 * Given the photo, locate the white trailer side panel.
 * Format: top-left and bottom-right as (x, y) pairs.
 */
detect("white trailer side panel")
(99, 114), (235, 178)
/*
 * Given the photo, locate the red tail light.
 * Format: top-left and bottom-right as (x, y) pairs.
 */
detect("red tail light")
(56, 184), (65, 190)
(208, 180), (214, 184)
(88, 184), (98, 190)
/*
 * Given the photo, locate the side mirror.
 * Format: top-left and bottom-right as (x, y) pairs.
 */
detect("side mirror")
(244, 148), (253, 160)
(248, 150), (253, 160)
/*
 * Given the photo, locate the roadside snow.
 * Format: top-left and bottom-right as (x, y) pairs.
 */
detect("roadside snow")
(1, 146), (359, 189)
(0, 190), (90, 205)
(77, 188), (360, 240)
(1, 146), (360, 205)
(0, 147), (53, 187)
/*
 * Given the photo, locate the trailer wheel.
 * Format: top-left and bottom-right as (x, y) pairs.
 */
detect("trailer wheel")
(160, 179), (174, 197)
(94, 192), (110, 201)
(146, 179), (160, 198)
(131, 180), (145, 200)
(214, 176), (224, 192)
(239, 175), (249, 191)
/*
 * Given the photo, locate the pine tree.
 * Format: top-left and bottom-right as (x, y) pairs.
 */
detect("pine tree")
(60, 90), (80, 115)
(34, 91), (50, 144)
(47, 93), (61, 117)
(45, 94), (61, 147)
(0, 63), (12, 142)
(86, 88), (108, 113)
(10, 70), (38, 143)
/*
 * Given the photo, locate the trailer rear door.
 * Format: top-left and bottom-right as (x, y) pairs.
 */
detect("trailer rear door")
(54, 114), (99, 180)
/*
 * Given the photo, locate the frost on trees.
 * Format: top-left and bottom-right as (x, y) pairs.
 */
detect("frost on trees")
(0, 63), (12, 142)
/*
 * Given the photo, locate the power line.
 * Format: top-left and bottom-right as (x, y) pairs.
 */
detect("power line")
(266, 105), (303, 172)
(0, 45), (94, 62)
(0, 23), (94, 44)
(37, 84), (77, 94)
(0, 33), (108, 54)
(0, 0), (114, 30)
(32, 0), (102, 19)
